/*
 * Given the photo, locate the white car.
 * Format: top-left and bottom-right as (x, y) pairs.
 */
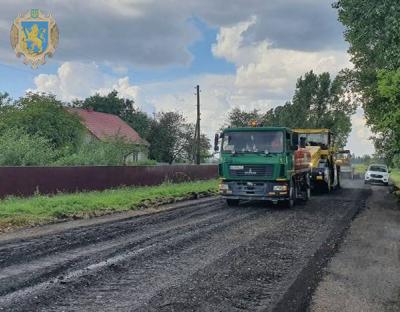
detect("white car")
(364, 164), (390, 185)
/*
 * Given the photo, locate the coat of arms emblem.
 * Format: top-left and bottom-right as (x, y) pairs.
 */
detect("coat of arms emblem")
(10, 9), (59, 69)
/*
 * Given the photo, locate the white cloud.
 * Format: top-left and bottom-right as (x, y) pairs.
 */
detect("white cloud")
(211, 16), (257, 63)
(212, 16), (351, 99)
(31, 62), (140, 103)
(345, 108), (374, 156)
(26, 13), (373, 155)
(96, 77), (140, 100)
(0, 0), (346, 68)
(142, 17), (370, 155)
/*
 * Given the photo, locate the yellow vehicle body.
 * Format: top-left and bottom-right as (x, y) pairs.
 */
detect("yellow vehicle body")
(293, 128), (340, 192)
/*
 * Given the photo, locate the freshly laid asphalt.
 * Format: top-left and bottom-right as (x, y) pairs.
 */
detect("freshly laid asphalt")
(0, 180), (371, 311)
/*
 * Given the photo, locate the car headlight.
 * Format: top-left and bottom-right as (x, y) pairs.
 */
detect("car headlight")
(273, 185), (288, 191)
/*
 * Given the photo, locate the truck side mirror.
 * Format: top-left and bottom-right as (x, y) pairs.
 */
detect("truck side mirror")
(214, 133), (219, 152)
(299, 137), (306, 148)
(292, 132), (299, 146)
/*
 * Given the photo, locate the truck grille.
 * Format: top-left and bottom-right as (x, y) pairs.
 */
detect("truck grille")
(371, 174), (383, 178)
(229, 165), (273, 177)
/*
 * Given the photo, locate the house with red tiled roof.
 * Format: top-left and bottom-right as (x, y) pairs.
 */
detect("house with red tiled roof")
(68, 108), (149, 162)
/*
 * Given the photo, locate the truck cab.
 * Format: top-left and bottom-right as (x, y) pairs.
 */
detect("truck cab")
(215, 126), (310, 207)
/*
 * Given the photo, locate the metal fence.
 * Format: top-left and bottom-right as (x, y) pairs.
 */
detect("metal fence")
(0, 165), (218, 198)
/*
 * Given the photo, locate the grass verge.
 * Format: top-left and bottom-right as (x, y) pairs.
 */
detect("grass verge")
(353, 163), (367, 174)
(0, 179), (218, 232)
(390, 169), (400, 188)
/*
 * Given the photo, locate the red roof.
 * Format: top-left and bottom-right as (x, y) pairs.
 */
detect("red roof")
(68, 108), (149, 146)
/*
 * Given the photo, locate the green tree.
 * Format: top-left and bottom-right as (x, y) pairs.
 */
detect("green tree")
(0, 93), (84, 151)
(181, 123), (212, 163)
(333, 0), (400, 163)
(148, 112), (210, 164)
(0, 92), (12, 108)
(148, 112), (186, 164)
(227, 71), (355, 147)
(0, 128), (56, 166)
(228, 108), (261, 127)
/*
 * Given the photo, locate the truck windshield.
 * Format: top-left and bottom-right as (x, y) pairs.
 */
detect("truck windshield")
(222, 131), (284, 153)
(298, 133), (328, 147)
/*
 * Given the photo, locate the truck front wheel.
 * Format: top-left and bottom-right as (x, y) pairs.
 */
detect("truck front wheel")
(226, 199), (239, 206)
(283, 182), (295, 208)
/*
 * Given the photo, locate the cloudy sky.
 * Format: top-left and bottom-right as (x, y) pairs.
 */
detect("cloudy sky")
(0, 0), (373, 155)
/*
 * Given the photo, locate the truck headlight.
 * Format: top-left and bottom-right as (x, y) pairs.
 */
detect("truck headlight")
(273, 185), (288, 191)
(219, 183), (229, 191)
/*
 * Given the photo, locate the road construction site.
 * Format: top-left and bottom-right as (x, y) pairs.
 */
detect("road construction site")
(1, 179), (398, 311)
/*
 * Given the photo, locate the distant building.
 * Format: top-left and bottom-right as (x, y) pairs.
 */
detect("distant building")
(68, 108), (149, 162)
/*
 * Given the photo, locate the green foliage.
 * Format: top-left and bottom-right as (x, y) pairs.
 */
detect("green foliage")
(0, 128), (56, 166)
(0, 93), (84, 150)
(392, 154), (400, 169)
(0, 92), (12, 107)
(390, 169), (400, 188)
(148, 112), (210, 164)
(0, 179), (218, 230)
(334, 1), (400, 71)
(227, 71), (355, 147)
(54, 138), (139, 166)
(132, 159), (157, 166)
(148, 112), (185, 163)
(0, 91), (210, 166)
(228, 109), (262, 128)
(334, 0), (400, 163)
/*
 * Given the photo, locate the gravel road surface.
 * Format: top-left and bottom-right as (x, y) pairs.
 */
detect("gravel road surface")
(0, 182), (369, 312)
(311, 182), (400, 312)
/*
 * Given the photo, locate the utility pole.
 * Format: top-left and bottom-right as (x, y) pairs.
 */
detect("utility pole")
(195, 85), (201, 164)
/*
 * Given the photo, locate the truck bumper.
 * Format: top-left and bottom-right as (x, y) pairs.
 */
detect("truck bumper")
(219, 180), (289, 201)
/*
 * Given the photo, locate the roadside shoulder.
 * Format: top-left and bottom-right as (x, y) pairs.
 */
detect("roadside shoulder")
(310, 185), (400, 312)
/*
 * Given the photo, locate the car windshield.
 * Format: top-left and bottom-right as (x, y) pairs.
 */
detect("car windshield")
(222, 131), (284, 153)
(369, 166), (387, 172)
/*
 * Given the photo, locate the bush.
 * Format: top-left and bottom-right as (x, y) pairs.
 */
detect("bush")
(54, 139), (143, 166)
(0, 128), (56, 166)
(129, 159), (157, 166)
(0, 93), (84, 151)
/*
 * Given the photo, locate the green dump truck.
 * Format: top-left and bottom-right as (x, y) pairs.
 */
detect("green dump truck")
(214, 126), (311, 207)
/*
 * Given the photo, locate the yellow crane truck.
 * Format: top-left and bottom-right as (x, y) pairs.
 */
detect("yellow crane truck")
(293, 128), (340, 192)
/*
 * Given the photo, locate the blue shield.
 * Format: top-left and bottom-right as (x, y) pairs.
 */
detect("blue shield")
(21, 21), (49, 54)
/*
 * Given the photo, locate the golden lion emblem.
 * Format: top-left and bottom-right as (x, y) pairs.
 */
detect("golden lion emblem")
(10, 9), (59, 68)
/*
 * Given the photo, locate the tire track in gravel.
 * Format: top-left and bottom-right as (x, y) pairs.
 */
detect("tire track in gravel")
(0, 184), (370, 312)
(0, 200), (252, 297)
(0, 199), (281, 311)
(0, 198), (224, 268)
